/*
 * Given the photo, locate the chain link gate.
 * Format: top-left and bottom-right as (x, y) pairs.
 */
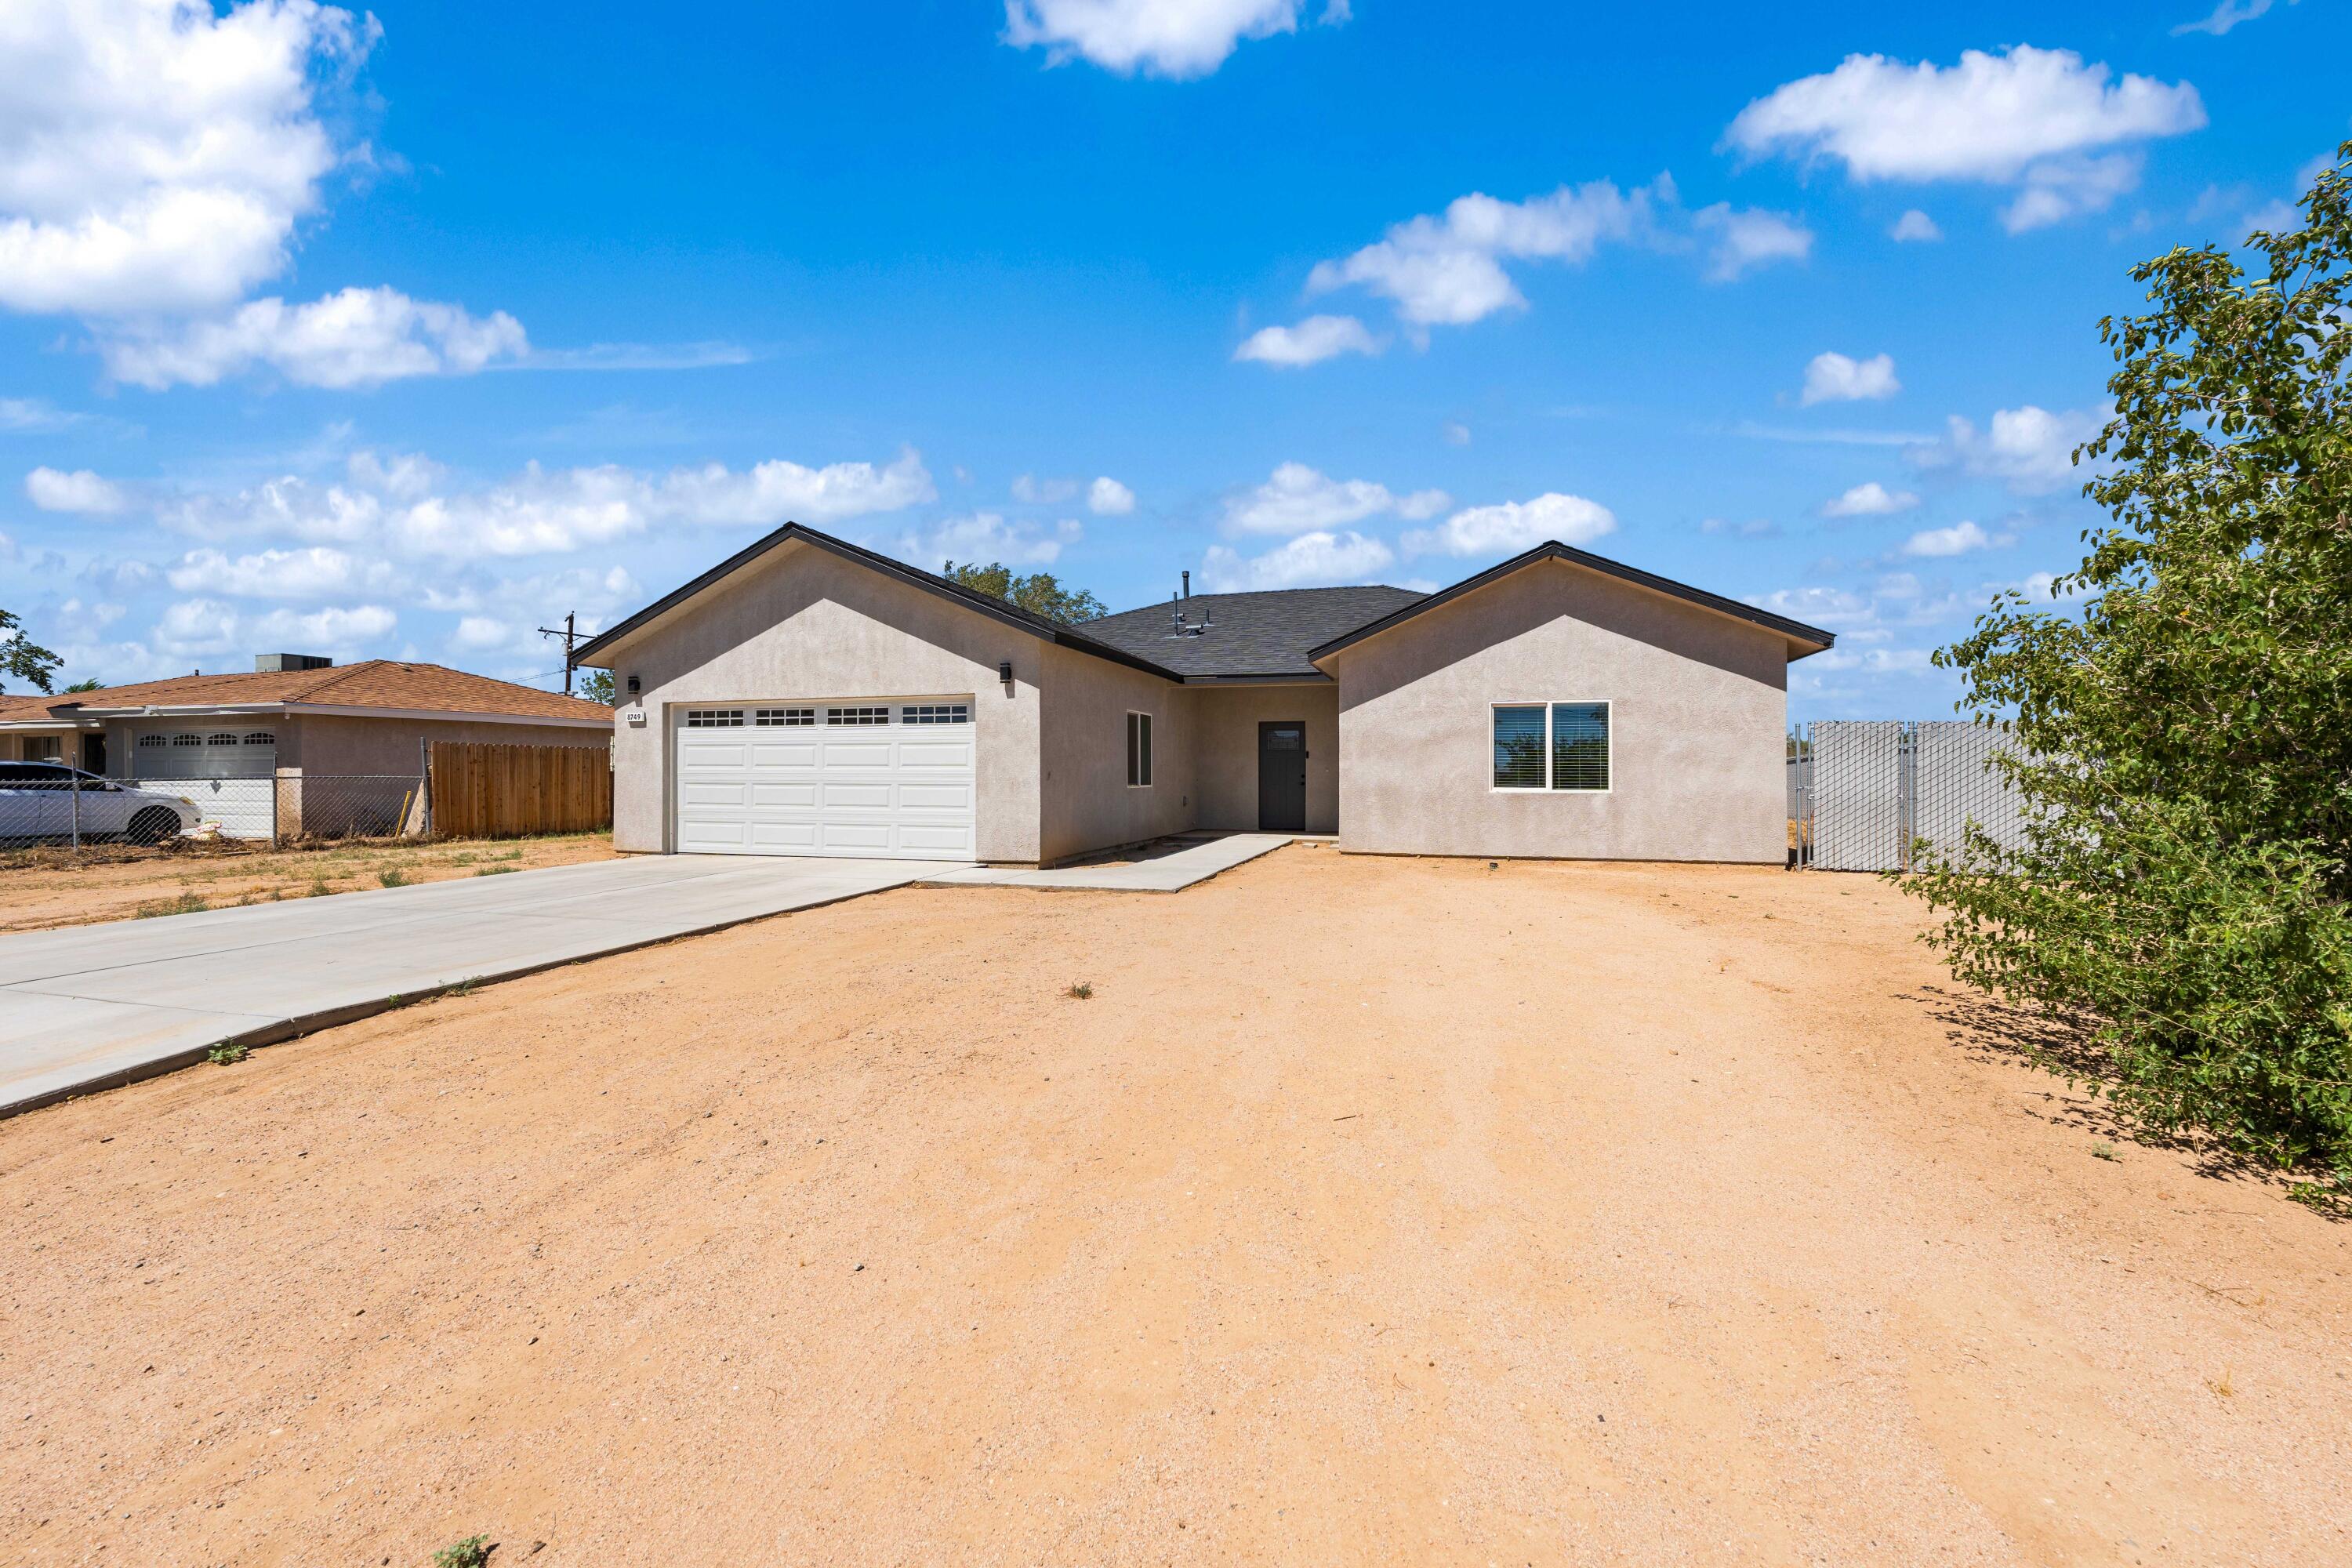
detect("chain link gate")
(1791, 720), (2030, 872)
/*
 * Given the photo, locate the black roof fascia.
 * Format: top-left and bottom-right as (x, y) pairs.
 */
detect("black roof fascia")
(569, 522), (1185, 681)
(1306, 540), (1837, 662)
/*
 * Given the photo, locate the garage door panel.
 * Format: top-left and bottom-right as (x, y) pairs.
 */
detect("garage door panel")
(673, 699), (976, 860)
(898, 739), (972, 768)
(678, 818), (750, 851)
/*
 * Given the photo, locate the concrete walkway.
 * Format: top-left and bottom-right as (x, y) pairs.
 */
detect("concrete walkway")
(0, 855), (964, 1118)
(918, 833), (1298, 892)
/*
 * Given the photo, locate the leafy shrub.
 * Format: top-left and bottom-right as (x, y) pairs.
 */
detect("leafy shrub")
(207, 1044), (249, 1065)
(431, 1537), (493, 1568)
(1905, 144), (2352, 1202)
(379, 868), (411, 888)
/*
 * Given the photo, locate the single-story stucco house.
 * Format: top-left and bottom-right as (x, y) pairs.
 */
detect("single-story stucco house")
(0, 657), (612, 838)
(572, 522), (1834, 866)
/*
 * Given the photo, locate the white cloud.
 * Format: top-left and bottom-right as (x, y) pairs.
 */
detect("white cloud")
(1889, 209), (1943, 242)
(1002, 0), (1342, 79)
(2173, 0), (2292, 37)
(1821, 481), (1918, 517)
(1087, 476), (1136, 515)
(144, 445), (935, 561)
(1232, 314), (1381, 368)
(0, 396), (84, 432)
(1402, 492), (1617, 558)
(1999, 152), (2143, 233)
(153, 598), (396, 660)
(900, 511), (1079, 568)
(1299, 176), (1808, 339)
(1693, 202), (1813, 281)
(1200, 529), (1395, 592)
(1901, 519), (2009, 557)
(1919, 405), (2107, 492)
(1440, 419), (1471, 447)
(1308, 179), (1669, 328)
(641, 448), (938, 529)
(1801, 351), (1900, 405)
(165, 544), (397, 600)
(100, 286), (528, 390)
(1222, 461), (1446, 536)
(0, 0), (373, 316)
(25, 465), (126, 514)
(1010, 474), (1080, 504)
(1726, 47), (2205, 228)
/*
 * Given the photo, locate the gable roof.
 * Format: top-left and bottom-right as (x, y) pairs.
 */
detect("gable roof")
(1307, 540), (1836, 664)
(0, 662), (612, 725)
(568, 521), (1184, 680)
(1083, 586), (1427, 677)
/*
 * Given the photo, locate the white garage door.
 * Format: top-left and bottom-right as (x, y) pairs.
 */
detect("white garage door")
(673, 699), (976, 859)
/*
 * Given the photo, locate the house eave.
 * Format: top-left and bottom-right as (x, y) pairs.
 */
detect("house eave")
(1306, 540), (1838, 667)
(572, 521), (1185, 683)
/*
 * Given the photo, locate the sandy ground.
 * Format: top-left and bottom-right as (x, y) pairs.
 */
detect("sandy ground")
(2, 846), (2347, 1566)
(0, 832), (617, 932)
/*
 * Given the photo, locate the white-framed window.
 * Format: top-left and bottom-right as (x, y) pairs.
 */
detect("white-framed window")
(902, 702), (970, 725)
(684, 708), (745, 728)
(827, 706), (891, 726)
(1126, 711), (1153, 788)
(1490, 701), (1610, 793)
(754, 708), (815, 728)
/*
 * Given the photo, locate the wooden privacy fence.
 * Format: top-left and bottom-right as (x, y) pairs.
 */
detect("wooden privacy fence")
(427, 742), (612, 838)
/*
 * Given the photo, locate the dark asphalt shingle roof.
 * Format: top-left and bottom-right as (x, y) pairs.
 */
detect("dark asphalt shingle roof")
(1082, 586), (1428, 677)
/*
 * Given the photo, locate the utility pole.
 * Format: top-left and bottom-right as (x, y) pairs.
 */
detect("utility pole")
(537, 612), (583, 695)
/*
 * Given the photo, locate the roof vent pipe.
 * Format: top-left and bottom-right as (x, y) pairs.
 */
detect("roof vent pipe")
(1181, 571), (1191, 598)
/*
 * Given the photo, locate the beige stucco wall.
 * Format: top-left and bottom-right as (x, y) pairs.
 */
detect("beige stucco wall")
(591, 539), (1051, 860)
(1325, 558), (1790, 863)
(1187, 683), (1339, 833)
(1035, 643), (1190, 864)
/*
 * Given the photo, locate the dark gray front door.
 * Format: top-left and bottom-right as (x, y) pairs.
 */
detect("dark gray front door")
(1257, 721), (1306, 832)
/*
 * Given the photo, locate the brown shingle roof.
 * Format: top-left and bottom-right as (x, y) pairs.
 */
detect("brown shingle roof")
(0, 662), (611, 724)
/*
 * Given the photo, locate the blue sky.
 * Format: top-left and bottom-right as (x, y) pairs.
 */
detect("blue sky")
(2, 0), (2345, 717)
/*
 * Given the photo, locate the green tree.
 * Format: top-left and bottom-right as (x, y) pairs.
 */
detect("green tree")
(1904, 143), (2352, 1199)
(0, 609), (61, 695)
(577, 669), (616, 704)
(942, 560), (1107, 624)
(62, 677), (103, 693)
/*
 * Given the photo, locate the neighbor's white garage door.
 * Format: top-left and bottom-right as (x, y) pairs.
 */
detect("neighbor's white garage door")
(673, 699), (976, 859)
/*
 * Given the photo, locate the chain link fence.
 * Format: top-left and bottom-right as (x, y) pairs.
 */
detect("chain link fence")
(1788, 720), (2031, 872)
(0, 768), (430, 851)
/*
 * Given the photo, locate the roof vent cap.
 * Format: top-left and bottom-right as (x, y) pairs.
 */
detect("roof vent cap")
(254, 653), (333, 673)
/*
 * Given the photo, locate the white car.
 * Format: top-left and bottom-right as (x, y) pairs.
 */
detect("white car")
(0, 763), (203, 845)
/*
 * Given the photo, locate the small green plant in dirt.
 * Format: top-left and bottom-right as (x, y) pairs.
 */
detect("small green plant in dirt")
(307, 876), (333, 898)
(1065, 982), (1093, 1000)
(431, 1537), (494, 1568)
(206, 1044), (249, 1065)
(136, 891), (208, 919)
(474, 865), (517, 877)
(379, 868), (412, 888)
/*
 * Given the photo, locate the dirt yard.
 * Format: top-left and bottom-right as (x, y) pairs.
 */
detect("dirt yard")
(0, 831), (617, 932)
(2, 848), (2347, 1566)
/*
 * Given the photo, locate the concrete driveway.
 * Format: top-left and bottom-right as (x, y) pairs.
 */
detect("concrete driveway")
(0, 855), (967, 1117)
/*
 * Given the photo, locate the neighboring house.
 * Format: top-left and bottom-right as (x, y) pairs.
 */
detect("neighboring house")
(0, 657), (612, 838)
(574, 523), (1834, 866)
